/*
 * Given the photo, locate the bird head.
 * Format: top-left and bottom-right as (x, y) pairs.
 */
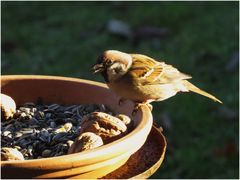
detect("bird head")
(92, 50), (132, 82)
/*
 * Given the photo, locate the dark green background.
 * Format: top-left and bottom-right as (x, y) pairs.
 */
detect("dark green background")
(1, 1), (239, 178)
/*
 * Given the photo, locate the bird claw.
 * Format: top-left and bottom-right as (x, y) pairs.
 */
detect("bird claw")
(132, 105), (140, 116)
(132, 103), (153, 116)
(146, 103), (153, 111)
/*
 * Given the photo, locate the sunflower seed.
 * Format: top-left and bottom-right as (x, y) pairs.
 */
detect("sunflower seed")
(15, 132), (23, 138)
(50, 121), (56, 128)
(42, 149), (52, 157)
(48, 104), (60, 110)
(2, 131), (11, 137)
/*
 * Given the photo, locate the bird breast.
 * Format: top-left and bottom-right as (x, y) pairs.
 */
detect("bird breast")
(107, 78), (181, 102)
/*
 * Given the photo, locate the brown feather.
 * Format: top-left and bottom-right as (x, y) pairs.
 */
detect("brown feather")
(129, 54), (191, 85)
(182, 80), (223, 103)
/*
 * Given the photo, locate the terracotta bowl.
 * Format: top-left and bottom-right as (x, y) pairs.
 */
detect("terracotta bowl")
(1, 75), (153, 179)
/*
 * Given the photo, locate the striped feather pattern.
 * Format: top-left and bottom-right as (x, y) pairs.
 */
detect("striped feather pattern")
(129, 54), (191, 85)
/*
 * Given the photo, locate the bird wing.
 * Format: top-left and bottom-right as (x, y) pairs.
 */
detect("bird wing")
(129, 54), (192, 85)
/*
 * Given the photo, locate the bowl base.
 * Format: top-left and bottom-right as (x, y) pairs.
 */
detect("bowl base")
(102, 125), (166, 179)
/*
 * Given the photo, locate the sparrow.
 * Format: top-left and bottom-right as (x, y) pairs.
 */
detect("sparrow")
(92, 50), (222, 110)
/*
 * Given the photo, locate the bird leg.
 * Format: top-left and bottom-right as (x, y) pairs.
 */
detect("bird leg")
(132, 100), (154, 115)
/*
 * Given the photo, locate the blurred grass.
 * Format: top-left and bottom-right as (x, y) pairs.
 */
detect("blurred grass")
(1, 1), (239, 178)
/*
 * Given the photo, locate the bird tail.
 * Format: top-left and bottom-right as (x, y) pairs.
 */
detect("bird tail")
(182, 80), (223, 104)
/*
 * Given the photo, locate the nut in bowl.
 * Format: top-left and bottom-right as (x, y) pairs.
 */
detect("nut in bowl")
(79, 112), (129, 144)
(1, 147), (25, 161)
(1, 75), (153, 179)
(68, 132), (104, 154)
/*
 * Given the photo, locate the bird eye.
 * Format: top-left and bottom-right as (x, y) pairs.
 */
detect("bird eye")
(114, 67), (121, 74)
(105, 60), (113, 66)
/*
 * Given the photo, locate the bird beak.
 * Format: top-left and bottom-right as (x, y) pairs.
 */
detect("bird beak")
(92, 63), (104, 73)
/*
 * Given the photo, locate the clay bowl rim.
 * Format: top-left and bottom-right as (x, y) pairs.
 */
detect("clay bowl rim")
(1, 75), (153, 167)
